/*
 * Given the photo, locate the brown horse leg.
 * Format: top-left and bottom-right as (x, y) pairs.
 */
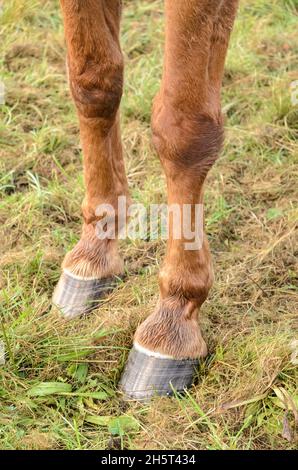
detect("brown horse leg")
(53, 1), (129, 319)
(120, 0), (239, 400)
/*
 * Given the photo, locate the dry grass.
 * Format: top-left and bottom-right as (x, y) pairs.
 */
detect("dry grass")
(0, 0), (297, 450)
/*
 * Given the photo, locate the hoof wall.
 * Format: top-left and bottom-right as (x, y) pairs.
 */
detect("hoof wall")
(119, 346), (199, 402)
(52, 271), (115, 319)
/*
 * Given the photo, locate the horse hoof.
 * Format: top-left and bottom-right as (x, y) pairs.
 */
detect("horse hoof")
(52, 270), (115, 319)
(119, 345), (199, 402)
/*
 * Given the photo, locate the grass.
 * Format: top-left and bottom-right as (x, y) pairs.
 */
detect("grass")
(0, 0), (297, 450)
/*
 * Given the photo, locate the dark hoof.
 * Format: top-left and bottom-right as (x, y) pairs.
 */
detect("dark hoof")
(119, 345), (199, 402)
(52, 270), (115, 319)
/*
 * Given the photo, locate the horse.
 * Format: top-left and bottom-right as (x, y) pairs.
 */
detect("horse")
(53, 0), (239, 400)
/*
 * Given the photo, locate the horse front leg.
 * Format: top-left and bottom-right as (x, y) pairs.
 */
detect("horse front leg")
(53, 0), (130, 319)
(120, 0), (238, 400)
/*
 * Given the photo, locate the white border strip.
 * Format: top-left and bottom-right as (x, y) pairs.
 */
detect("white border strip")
(134, 341), (174, 359)
(63, 268), (101, 281)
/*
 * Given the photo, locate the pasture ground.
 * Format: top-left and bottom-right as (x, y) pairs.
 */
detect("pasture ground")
(0, 0), (297, 450)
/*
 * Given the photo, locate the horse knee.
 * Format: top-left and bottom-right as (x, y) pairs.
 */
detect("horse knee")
(69, 55), (123, 121)
(151, 97), (224, 179)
